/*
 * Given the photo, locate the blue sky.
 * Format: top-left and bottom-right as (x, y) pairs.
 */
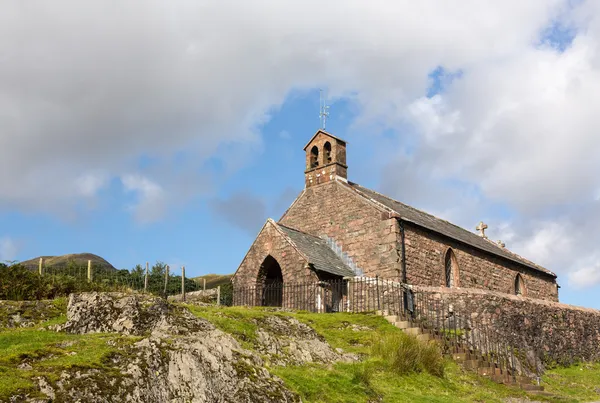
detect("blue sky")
(2, 1), (600, 309)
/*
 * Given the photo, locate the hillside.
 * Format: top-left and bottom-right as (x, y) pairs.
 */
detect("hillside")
(1, 293), (599, 402)
(18, 253), (117, 271)
(192, 273), (232, 288)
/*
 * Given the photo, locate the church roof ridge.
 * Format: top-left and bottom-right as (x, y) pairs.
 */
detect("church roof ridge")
(303, 129), (347, 150)
(345, 181), (556, 278)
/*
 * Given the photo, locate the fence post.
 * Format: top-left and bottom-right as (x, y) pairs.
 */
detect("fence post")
(376, 275), (380, 311)
(217, 285), (221, 306)
(163, 265), (169, 299)
(38, 258), (43, 276)
(144, 262), (149, 293)
(87, 260), (92, 283)
(181, 266), (186, 302)
(203, 278), (206, 291)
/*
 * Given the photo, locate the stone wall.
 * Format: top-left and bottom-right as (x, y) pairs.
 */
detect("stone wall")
(404, 223), (559, 301)
(280, 180), (402, 280)
(233, 220), (317, 287)
(416, 286), (600, 366)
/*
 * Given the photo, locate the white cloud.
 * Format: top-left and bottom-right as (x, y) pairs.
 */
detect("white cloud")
(3, 0), (600, 292)
(75, 171), (109, 198)
(121, 174), (166, 223)
(0, 237), (18, 262)
(0, 0), (563, 216)
(568, 263), (600, 289)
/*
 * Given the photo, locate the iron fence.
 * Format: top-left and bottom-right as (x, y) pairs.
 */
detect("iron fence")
(232, 276), (542, 381)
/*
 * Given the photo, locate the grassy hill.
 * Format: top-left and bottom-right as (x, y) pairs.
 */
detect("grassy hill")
(1, 299), (599, 401)
(192, 273), (232, 289)
(18, 253), (117, 271)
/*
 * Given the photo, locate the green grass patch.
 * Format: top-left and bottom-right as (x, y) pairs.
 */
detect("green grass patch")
(273, 360), (532, 403)
(543, 362), (600, 402)
(371, 332), (444, 377)
(188, 306), (600, 402)
(0, 326), (138, 400)
(187, 305), (399, 355)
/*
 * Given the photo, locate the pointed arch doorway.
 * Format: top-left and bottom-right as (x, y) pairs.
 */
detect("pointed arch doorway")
(257, 255), (284, 307)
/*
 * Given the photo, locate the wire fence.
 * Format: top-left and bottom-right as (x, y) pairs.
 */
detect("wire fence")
(0, 260), (231, 304)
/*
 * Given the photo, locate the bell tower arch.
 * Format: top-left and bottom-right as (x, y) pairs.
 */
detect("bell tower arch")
(304, 130), (348, 188)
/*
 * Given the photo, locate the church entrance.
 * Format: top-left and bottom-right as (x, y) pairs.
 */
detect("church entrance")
(257, 255), (284, 307)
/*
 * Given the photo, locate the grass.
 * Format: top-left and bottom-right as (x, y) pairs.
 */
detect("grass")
(273, 361), (533, 403)
(2, 301), (599, 402)
(187, 305), (600, 403)
(371, 332), (444, 377)
(0, 303), (138, 400)
(543, 362), (600, 401)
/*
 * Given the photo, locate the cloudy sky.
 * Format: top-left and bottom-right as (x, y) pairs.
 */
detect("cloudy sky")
(2, 0), (600, 308)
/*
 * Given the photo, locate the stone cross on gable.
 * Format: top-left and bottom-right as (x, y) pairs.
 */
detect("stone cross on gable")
(476, 221), (488, 238)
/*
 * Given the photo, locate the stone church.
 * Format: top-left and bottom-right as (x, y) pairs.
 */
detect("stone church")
(232, 130), (559, 307)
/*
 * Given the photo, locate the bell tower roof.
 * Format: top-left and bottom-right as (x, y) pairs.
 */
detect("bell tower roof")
(303, 130), (348, 188)
(303, 130), (347, 150)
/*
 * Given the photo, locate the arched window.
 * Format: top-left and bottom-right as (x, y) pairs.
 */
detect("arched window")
(444, 249), (458, 288)
(324, 141), (332, 164)
(310, 146), (319, 169)
(515, 274), (525, 296)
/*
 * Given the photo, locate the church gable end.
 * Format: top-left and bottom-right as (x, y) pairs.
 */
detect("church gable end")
(279, 180), (402, 280)
(233, 220), (315, 288)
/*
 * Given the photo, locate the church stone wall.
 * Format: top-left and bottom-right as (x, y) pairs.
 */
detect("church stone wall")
(416, 286), (600, 366)
(280, 181), (402, 280)
(404, 223), (559, 301)
(233, 221), (317, 287)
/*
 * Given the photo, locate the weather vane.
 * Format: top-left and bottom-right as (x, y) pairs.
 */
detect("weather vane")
(319, 89), (330, 130)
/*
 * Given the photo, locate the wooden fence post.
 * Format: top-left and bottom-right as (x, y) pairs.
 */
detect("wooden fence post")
(217, 286), (221, 306)
(144, 262), (149, 293)
(87, 260), (92, 283)
(203, 278), (206, 291)
(38, 258), (43, 276)
(181, 266), (186, 302)
(163, 265), (169, 299)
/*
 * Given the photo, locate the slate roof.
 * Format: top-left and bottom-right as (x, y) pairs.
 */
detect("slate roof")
(347, 182), (556, 278)
(276, 223), (356, 277)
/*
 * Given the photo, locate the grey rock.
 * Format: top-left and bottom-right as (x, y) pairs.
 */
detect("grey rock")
(43, 292), (299, 403)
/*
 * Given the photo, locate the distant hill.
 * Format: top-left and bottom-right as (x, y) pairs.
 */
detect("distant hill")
(192, 273), (232, 289)
(19, 253), (117, 272)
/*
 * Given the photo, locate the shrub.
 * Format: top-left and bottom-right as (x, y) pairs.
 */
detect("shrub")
(371, 332), (444, 377)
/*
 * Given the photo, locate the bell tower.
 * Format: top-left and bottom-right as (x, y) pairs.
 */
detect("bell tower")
(303, 130), (348, 188)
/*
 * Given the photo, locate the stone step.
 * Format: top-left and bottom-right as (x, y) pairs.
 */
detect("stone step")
(403, 327), (422, 336)
(450, 352), (476, 361)
(463, 359), (487, 369)
(477, 366), (494, 376)
(384, 315), (399, 322)
(416, 333), (430, 342)
(515, 376), (533, 384)
(491, 375), (516, 385)
(394, 321), (411, 329)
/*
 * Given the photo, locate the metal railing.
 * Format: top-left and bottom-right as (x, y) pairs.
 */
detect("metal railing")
(232, 277), (542, 381)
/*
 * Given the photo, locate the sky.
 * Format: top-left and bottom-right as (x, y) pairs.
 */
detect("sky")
(2, 1), (600, 308)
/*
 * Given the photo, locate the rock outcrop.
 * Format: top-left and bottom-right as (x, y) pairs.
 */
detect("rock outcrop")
(0, 299), (65, 328)
(41, 292), (299, 403)
(254, 315), (356, 365)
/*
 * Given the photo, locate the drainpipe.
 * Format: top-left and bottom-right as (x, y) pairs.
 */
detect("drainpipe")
(399, 219), (407, 284)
